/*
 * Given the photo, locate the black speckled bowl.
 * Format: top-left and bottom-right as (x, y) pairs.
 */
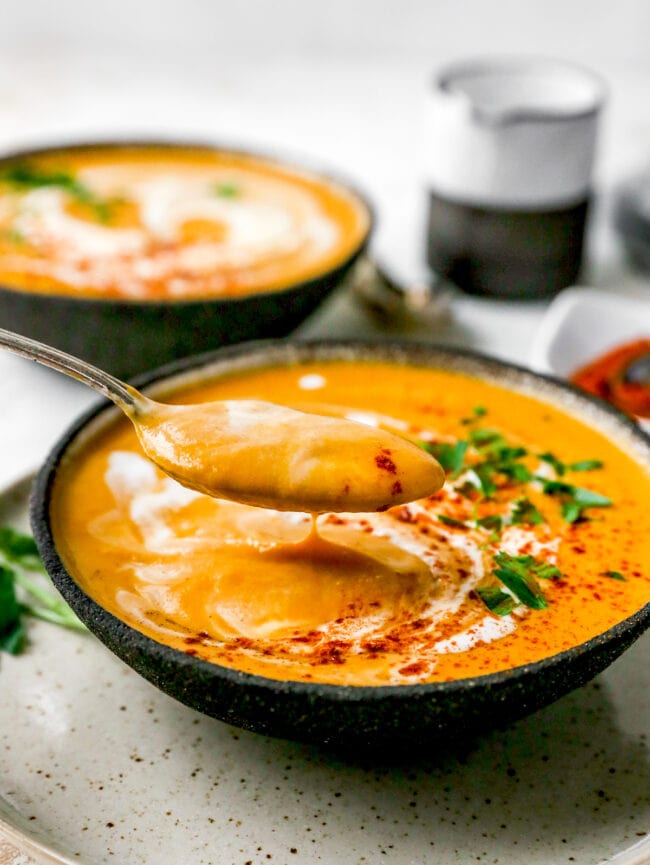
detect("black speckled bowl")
(0, 142), (371, 378)
(30, 341), (650, 750)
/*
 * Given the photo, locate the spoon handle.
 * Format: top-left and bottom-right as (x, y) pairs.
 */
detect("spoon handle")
(0, 327), (142, 414)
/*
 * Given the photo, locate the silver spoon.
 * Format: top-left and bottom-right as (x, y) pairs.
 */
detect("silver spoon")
(350, 257), (452, 325)
(0, 328), (443, 513)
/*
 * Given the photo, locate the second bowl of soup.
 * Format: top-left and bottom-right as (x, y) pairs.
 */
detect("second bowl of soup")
(0, 143), (371, 376)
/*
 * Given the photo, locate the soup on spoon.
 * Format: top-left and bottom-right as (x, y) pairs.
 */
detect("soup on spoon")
(0, 328), (444, 514)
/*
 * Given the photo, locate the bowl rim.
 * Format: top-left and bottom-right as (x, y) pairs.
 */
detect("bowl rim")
(0, 137), (374, 308)
(31, 338), (650, 702)
(527, 285), (650, 377)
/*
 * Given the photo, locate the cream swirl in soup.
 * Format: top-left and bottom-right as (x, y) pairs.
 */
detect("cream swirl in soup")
(51, 361), (650, 687)
(0, 147), (369, 300)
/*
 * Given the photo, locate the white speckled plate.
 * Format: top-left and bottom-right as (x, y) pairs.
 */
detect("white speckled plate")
(1, 475), (649, 865)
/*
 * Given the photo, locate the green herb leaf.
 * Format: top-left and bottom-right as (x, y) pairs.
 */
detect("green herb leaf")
(539, 451), (567, 476)
(461, 405), (487, 425)
(499, 461), (533, 483)
(510, 497), (544, 526)
(0, 163), (112, 223)
(468, 428), (507, 452)
(539, 452), (603, 476)
(1, 163), (89, 198)
(0, 618), (25, 654)
(561, 502), (583, 524)
(0, 564), (26, 654)
(540, 480), (612, 523)
(0, 526), (39, 558)
(11, 569), (86, 631)
(470, 435), (531, 492)
(213, 182), (239, 198)
(0, 528), (87, 653)
(0, 564), (21, 633)
(437, 515), (469, 529)
(476, 514), (503, 532)
(492, 552), (549, 610)
(569, 459), (603, 472)
(455, 481), (479, 499)
(532, 561), (562, 581)
(475, 586), (516, 616)
(471, 464), (498, 497)
(601, 570), (626, 581)
(570, 487), (612, 507)
(423, 440), (468, 475)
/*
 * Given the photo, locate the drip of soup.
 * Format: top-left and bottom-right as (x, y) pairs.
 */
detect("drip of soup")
(51, 361), (650, 686)
(0, 147), (369, 300)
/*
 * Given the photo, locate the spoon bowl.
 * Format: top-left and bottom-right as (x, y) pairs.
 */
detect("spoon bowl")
(0, 328), (443, 513)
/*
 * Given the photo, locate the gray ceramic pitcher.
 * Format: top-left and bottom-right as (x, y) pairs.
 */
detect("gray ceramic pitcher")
(423, 57), (606, 298)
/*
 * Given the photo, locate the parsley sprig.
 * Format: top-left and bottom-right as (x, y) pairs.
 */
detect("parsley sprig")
(422, 412), (610, 525)
(0, 526), (85, 655)
(510, 497), (544, 526)
(421, 409), (619, 618)
(601, 569), (626, 582)
(477, 551), (562, 616)
(539, 452), (603, 476)
(422, 440), (468, 475)
(437, 496), (543, 537)
(212, 181), (240, 198)
(0, 162), (114, 223)
(538, 480), (612, 524)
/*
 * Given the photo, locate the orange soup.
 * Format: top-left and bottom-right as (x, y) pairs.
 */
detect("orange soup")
(0, 146), (369, 300)
(51, 361), (650, 686)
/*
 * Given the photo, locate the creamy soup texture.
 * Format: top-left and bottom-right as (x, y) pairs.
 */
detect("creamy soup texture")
(0, 147), (369, 300)
(51, 361), (650, 686)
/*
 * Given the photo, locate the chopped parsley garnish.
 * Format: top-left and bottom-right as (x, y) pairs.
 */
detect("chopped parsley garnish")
(475, 514), (503, 532)
(474, 553), (562, 616)
(0, 526), (85, 655)
(510, 497), (544, 526)
(539, 480), (612, 523)
(466, 465), (497, 497)
(530, 561), (562, 581)
(213, 182), (239, 198)
(422, 440), (468, 475)
(475, 585), (516, 616)
(569, 459), (604, 472)
(539, 452), (603, 476)
(428, 414), (612, 551)
(468, 428), (508, 452)
(0, 162), (113, 223)
(437, 514), (469, 528)
(461, 405), (487, 425)
(491, 551), (552, 610)
(601, 570), (626, 581)
(464, 450), (532, 498)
